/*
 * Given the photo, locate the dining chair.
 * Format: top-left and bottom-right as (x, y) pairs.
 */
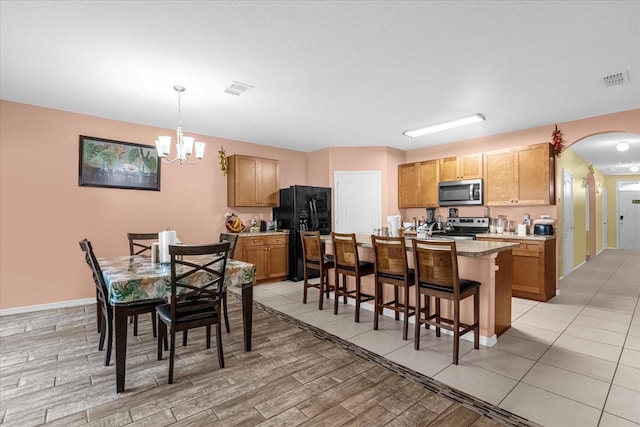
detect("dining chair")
(180, 232), (236, 344)
(218, 232), (238, 332)
(331, 232), (375, 322)
(127, 232), (160, 337)
(411, 239), (480, 364)
(127, 232), (159, 256)
(218, 232), (238, 258)
(301, 231), (335, 310)
(371, 235), (416, 340)
(156, 241), (230, 384)
(79, 239), (165, 367)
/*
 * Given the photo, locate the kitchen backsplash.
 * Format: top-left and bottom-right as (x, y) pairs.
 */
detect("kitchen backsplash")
(403, 205), (557, 225)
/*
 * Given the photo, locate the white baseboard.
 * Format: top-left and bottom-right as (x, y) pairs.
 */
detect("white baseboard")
(0, 298), (96, 317)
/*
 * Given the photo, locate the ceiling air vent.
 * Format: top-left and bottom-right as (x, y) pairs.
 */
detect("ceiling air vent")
(224, 81), (254, 96)
(601, 71), (630, 86)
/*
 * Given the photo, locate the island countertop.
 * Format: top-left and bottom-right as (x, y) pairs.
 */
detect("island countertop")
(321, 234), (518, 257)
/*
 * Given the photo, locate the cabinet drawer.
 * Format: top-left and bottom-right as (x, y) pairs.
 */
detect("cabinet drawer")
(512, 242), (542, 257)
(241, 236), (267, 247)
(266, 235), (288, 245)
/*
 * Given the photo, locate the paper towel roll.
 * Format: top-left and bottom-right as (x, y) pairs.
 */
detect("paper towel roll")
(387, 215), (401, 237)
(159, 230), (178, 264)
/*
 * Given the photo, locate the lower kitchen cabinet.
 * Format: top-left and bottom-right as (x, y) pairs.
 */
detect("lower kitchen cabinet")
(477, 236), (556, 302)
(235, 233), (289, 284)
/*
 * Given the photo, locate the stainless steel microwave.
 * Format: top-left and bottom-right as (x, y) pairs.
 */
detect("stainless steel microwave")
(438, 179), (483, 206)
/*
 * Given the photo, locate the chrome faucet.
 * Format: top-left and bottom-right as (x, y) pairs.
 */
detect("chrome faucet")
(427, 222), (438, 236)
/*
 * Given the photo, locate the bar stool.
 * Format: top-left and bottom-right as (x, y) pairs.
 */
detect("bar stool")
(371, 235), (415, 340)
(412, 239), (480, 364)
(301, 231), (335, 310)
(331, 232), (375, 322)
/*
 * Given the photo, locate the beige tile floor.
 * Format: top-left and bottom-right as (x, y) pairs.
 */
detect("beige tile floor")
(255, 249), (640, 427)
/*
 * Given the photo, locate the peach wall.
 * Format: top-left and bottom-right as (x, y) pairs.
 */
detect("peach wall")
(319, 146), (408, 222)
(2, 100), (638, 311)
(0, 101), (308, 309)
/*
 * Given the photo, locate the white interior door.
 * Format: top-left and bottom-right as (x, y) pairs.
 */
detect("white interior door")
(334, 171), (381, 233)
(562, 169), (575, 276)
(617, 181), (640, 250)
(601, 189), (607, 251)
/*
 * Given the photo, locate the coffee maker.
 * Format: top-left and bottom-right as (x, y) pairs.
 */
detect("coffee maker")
(425, 208), (436, 226)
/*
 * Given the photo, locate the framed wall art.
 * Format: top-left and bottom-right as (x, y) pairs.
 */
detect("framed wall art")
(78, 135), (161, 191)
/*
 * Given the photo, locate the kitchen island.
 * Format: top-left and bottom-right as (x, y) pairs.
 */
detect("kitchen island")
(321, 234), (518, 346)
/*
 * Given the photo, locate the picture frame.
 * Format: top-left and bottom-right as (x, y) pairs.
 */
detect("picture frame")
(78, 135), (161, 191)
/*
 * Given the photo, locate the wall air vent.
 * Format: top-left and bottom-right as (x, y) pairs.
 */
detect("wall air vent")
(601, 71), (630, 86)
(224, 81), (254, 96)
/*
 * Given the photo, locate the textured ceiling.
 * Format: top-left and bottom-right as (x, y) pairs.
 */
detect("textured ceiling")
(1, 1), (639, 173)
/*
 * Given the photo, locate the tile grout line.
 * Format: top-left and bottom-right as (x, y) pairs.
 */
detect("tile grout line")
(249, 296), (540, 427)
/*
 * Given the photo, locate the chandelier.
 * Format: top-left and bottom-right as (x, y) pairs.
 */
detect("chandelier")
(155, 85), (205, 164)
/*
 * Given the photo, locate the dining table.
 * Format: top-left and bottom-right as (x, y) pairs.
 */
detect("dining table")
(99, 255), (256, 393)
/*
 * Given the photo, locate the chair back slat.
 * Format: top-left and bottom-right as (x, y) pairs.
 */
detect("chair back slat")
(79, 239), (110, 309)
(332, 232), (359, 268)
(169, 242), (230, 323)
(127, 232), (159, 256)
(301, 231), (323, 263)
(412, 239), (459, 291)
(219, 233), (238, 259)
(371, 235), (408, 276)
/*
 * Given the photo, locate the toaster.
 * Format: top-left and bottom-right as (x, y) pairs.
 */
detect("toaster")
(533, 224), (554, 235)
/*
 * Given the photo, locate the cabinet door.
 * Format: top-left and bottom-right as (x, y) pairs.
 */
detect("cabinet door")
(242, 245), (268, 282)
(231, 156), (259, 206)
(398, 163), (420, 208)
(228, 155), (280, 207)
(267, 244), (288, 279)
(258, 158), (280, 206)
(418, 160), (439, 207)
(459, 153), (483, 179)
(483, 149), (515, 205)
(515, 144), (553, 205)
(439, 154), (482, 181)
(512, 242), (544, 297)
(439, 157), (458, 182)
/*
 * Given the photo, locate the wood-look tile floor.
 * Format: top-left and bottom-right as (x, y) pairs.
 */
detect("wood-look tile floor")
(0, 295), (528, 426)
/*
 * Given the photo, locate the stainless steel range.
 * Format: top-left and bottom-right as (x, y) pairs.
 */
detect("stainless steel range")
(441, 217), (490, 240)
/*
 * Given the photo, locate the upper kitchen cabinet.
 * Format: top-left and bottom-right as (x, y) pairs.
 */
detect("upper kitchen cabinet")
(439, 153), (483, 181)
(483, 143), (555, 206)
(398, 160), (439, 208)
(227, 155), (280, 207)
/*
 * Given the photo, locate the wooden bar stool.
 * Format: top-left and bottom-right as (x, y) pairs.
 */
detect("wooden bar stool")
(371, 235), (415, 340)
(301, 231), (335, 310)
(412, 239), (480, 364)
(331, 232), (374, 322)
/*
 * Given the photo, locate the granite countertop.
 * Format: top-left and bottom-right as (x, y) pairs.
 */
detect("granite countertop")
(321, 234), (518, 257)
(475, 233), (556, 241)
(236, 230), (289, 237)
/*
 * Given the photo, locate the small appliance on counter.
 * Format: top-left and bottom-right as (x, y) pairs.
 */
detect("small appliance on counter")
(533, 216), (555, 235)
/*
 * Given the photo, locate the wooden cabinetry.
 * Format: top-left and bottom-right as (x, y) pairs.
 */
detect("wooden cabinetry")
(477, 237), (556, 302)
(439, 153), (483, 181)
(227, 155), (279, 207)
(235, 234), (288, 283)
(483, 143), (555, 206)
(398, 160), (439, 208)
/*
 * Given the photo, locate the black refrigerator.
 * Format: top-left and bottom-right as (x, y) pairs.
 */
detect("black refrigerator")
(272, 185), (332, 281)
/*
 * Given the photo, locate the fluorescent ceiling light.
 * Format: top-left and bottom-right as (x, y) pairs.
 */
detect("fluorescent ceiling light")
(631, 165), (640, 173)
(403, 114), (486, 138)
(617, 142), (630, 151)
